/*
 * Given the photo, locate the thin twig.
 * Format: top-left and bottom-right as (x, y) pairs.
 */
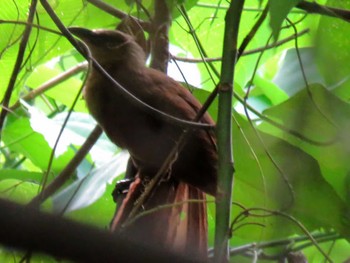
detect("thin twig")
(243, 31), (295, 211)
(177, 5), (219, 83)
(287, 18), (339, 131)
(172, 29), (309, 63)
(237, 3), (269, 59)
(38, 65), (88, 196)
(0, 0), (38, 134)
(174, 5), (326, 150)
(10, 62), (87, 111)
(197, 1), (350, 21)
(0, 19), (62, 35)
(230, 208), (334, 263)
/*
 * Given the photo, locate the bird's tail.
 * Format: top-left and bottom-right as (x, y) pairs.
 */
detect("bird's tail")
(110, 177), (208, 260)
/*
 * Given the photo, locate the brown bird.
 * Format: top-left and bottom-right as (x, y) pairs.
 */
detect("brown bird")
(69, 27), (217, 260)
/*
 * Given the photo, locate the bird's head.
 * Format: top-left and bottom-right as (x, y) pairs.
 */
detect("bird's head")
(68, 27), (146, 66)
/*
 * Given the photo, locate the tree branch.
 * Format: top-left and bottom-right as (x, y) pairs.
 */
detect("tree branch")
(0, 198), (203, 263)
(150, 0), (171, 72)
(86, 0), (151, 31)
(10, 62), (87, 111)
(29, 125), (102, 207)
(297, 1), (350, 21)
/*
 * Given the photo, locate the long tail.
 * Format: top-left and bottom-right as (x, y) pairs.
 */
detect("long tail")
(110, 177), (208, 260)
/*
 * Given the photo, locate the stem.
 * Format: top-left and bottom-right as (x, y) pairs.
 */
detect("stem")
(297, 1), (350, 21)
(0, 0), (38, 134)
(28, 125), (102, 207)
(214, 0), (245, 262)
(150, 0), (171, 73)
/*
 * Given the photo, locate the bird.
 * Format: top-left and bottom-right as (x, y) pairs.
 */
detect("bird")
(69, 27), (217, 260)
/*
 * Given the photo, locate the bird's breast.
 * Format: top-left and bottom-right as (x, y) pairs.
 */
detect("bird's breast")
(83, 76), (180, 169)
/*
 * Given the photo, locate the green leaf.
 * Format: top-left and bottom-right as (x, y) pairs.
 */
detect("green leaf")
(2, 117), (74, 174)
(273, 48), (324, 96)
(0, 169), (43, 182)
(52, 112), (117, 166)
(0, 179), (39, 204)
(315, 0), (350, 100)
(268, 0), (303, 39)
(25, 62), (87, 112)
(0, 0), (30, 100)
(0, 250), (57, 263)
(262, 84), (350, 202)
(65, 180), (119, 228)
(304, 239), (350, 262)
(252, 74), (289, 106)
(52, 152), (128, 213)
(232, 112), (348, 241)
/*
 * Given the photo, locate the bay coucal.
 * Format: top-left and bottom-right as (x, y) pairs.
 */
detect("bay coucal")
(69, 27), (217, 260)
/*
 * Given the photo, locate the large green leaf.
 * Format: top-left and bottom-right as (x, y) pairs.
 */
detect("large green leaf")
(273, 48), (324, 96)
(52, 112), (117, 166)
(2, 117), (74, 174)
(262, 84), (350, 202)
(231, 112), (348, 242)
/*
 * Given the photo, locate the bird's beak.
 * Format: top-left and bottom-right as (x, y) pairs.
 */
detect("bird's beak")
(68, 27), (95, 41)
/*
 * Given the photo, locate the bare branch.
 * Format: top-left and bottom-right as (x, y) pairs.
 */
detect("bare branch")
(171, 29), (309, 63)
(297, 1), (350, 22)
(29, 125), (102, 207)
(86, 0), (151, 31)
(10, 62), (87, 111)
(0, 0), (38, 134)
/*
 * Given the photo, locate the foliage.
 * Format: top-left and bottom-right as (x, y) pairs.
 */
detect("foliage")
(1, 0), (350, 262)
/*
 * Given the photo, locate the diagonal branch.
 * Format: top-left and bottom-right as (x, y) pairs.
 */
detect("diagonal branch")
(172, 28), (309, 63)
(297, 1), (350, 22)
(10, 62), (87, 111)
(86, 0), (151, 31)
(0, 0), (38, 134)
(29, 125), (102, 207)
